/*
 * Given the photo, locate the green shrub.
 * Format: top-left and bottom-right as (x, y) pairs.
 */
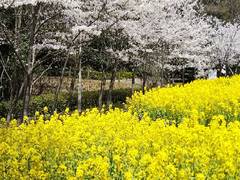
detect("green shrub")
(0, 89), (134, 119)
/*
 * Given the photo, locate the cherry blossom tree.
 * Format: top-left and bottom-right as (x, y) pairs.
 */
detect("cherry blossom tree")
(61, 0), (138, 111)
(2, 0), (240, 121)
(1, 0), (140, 118)
(122, 0), (215, 79)
(1, 0), (69, 121)
(209, 20), (240, 76)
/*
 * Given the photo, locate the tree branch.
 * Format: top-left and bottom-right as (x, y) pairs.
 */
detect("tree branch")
(0, 52), (11, 81)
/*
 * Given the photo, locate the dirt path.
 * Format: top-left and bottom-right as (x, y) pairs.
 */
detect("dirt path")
(32, 76), (142, 94)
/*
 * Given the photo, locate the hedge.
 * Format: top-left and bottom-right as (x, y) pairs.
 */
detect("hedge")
(0, 89), (133, 118)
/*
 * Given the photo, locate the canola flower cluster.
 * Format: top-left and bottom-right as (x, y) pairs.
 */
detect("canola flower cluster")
(1, 110), (240, 179)
(128, 75), (240, 125)
(1, 76), (240, 179)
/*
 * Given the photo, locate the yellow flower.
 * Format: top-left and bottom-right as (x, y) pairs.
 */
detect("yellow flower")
(1, 75), (240, 179)
(58, 164), (67, 174)
(23, 116), (28, 122)
(35, 111), (40, 117)
(196, 173), (205, 180)
(124, 171), (133, 180)
(43, 106), (48, 113)
(65, 107), (70, 114)
(113, 155), (121, 162)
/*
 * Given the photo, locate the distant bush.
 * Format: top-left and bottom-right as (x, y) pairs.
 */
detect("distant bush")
(0, 89), (133, 118)
(47, 69), (133, 80)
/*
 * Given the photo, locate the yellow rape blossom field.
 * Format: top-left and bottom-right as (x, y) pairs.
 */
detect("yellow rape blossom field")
(1, 76), (240, 179)
(128, 75), (240, 125)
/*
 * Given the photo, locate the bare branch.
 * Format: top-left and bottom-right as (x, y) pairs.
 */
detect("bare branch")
(0, 52), (11, 81)
(0, 22), (27, 73)
(32, 61), (55, 85)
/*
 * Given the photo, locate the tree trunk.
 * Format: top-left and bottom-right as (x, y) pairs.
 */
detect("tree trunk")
(22, 4), (40, 120)
(217, 62), (224, 77)
(54, 51), (70, 110)
(226, 64), (233, 76)
(131, 72), (135, 95)
(23, 48), (35, 118)
(182, 66), (185, 84)
(7, 99), (17, 124)
(87, 67), (90, 79)
(77, 47), (82, 113)
(99, 73), (106, 110)
(15, 6), (22, 53)
(5, 56), (20, 123)
(0, 67), (4, 99)
(5, 6), (23, 123)
(68, 58), (77, 104)
(160, 64), (164, 87)
(142, 73), (147, 95)
(22, 75), (31, 117)
(107, 64), (117, 108)
(6, 82), (14, 124)
(17, 82), (24, 98)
